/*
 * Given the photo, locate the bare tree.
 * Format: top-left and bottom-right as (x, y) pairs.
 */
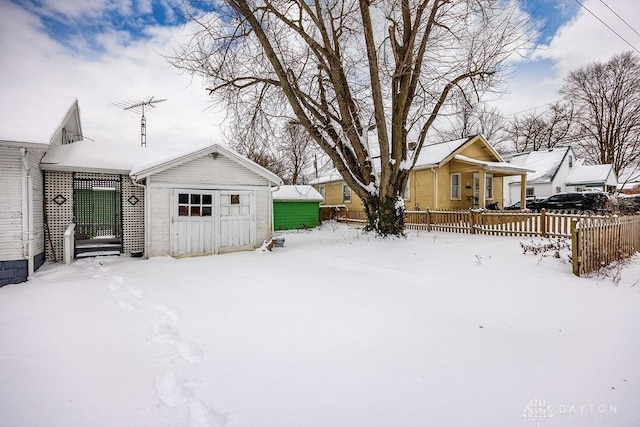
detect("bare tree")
(560, 51), (640, 176)
(280, 123), (317, 184)
(435, 90), (508, 150)
(505, 101), (575, 153)
(170, 0), (533, 235)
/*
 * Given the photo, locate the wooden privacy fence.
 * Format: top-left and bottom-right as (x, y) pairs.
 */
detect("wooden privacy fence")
(572, 215), (640, 276)
(345, 209), (599, 238)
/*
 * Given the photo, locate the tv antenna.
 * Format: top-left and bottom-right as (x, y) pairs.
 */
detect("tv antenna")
(110, 96), (167, 147)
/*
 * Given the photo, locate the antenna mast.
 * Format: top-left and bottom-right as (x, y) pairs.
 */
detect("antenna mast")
(110, 96), (167, 147)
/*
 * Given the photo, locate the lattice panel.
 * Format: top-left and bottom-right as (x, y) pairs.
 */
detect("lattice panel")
(122, 177), (145, 253)
(44, 171), (73, 262)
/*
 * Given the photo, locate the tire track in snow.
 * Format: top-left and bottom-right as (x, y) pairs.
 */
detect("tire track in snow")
(90, 257), (227, 426)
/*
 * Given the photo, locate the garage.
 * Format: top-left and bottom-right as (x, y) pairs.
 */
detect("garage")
(130, 144), (282, 257)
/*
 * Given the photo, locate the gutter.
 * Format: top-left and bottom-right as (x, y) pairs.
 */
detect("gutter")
(20, 148), (34, 277)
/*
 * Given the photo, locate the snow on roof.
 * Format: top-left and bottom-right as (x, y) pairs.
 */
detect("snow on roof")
(508, 146), (571, 183)
(565, 164), (614, 185)
(0, 87), (77, 144)
(411, 137), (471, 168)
(311, 137), (473, 184)
(40, 140), (186, 173)
(453, 155), (535, 174)
(273, 185), (324, 202)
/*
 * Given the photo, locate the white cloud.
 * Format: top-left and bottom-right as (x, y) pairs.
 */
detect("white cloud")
(0, 0), (226, 151)
(493, 0), (640, 116)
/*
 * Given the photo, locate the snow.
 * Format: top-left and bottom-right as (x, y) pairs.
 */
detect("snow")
(508, 147), (571, 184)
(0, 87), (76, 144)
(1, 224), (639, 427)
(566, 164), (614, 185)
(272, 185), (324, 202)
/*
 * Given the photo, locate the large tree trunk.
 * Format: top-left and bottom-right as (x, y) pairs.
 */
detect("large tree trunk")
(363, 192), (405, 236)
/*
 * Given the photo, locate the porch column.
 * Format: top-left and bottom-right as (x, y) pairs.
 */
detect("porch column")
(478, 169), (486, 209)
(520, 174), (527, 209)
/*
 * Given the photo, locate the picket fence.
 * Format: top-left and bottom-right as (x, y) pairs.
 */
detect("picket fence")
(572, 215), (640, 276)
(340, 209), (640, 276)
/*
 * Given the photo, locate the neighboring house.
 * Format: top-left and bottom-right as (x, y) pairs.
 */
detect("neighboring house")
(504, 146), (618, 206)
(312, 134), (533, 214)
(565, 161), (617, 192)
(0, 89), (82, 286)
(41, 141), (283, 259)
(272, 185), (324, 230)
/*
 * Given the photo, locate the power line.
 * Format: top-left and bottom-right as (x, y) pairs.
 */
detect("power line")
(572, 0), (640, 55)
(598, 0), (640, 39)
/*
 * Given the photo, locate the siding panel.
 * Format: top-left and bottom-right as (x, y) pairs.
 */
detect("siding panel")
(0, 149), (24, 260)
(153, 155), (269, 187)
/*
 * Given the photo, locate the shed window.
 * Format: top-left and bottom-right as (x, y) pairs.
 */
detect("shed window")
(342, 184), (351, 203)
(178, 192), (212, 217)
(450, 173), (461, 200)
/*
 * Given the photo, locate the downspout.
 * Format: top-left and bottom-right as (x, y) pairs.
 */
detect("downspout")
(430, 168), (438, 209)
(131, 177), (149, 258)
(20, 148), (34, 277)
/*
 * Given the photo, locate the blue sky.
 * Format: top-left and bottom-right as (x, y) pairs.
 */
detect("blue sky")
(1, 0), (638, 149)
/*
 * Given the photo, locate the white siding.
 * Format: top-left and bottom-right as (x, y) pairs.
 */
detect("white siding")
(28, 149), (46, 257)
(147, 153), (275, 256)
(149, 187), (171, 257)
(255, 185), (272, 243)
(0, 149), (24, 260)
(152, 155), (269, 186)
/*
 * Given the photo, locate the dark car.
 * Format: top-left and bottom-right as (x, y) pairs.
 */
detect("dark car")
(504, 197), (546, 211)
(535, 191), (616, 213)
(618, 194), (640, 214)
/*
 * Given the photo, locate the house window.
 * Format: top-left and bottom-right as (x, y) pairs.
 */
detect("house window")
(526, 187), (535, 197)
(568, 156), (573, 168)
(556, 187), (562, 193)
(178, 192), (212, 217)
(318, 184), (326, 200)
(403, 178), (410, 200)
(342, 184), (351, 203)
(485, 174), (493, 199)
(450, 173), (461, 200)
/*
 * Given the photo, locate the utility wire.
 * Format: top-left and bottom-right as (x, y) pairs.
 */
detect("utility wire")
(599, 0), (640, 39)
(572, 0), (640, 55)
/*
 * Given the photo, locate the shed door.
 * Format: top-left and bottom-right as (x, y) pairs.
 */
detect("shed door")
(173, 191), (214, 256)
(219, 191), (255, 250)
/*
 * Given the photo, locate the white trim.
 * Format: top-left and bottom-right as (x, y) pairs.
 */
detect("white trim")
(450, 173), (461, 200)
(148, 182), (269, 190)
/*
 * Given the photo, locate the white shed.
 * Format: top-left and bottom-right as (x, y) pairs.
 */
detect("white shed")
(130, 144), (283, 257)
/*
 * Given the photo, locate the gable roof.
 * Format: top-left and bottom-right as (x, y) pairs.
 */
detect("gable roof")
(0, 87), (79, 146)
(507, 146), (572, 184)
(273, 185), (324, 202)
(41, 141), (283, 186)
(130, 143), (283, 185)
(311, 135), (530, 184)
(565, 164), (616, 186)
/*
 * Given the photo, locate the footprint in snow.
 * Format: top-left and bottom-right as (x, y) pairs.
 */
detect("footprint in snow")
(150, 323), (204, 363)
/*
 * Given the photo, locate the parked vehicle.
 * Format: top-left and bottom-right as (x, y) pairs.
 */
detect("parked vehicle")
(534, 191), (616, 213)
(618, 194), (640, 214)
(504, 197), (546, 211)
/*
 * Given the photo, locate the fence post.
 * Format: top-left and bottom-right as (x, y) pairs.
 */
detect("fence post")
(571, 218), (579, 276)
(469, 210), (475, 234)
(426, 209), (431, 232)
(541, 209), (547, 238)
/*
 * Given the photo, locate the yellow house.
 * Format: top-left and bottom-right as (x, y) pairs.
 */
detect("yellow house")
(313, 135), (533, 213)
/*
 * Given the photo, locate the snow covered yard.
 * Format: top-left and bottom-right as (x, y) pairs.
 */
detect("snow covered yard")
(1, 223), (639, 427)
